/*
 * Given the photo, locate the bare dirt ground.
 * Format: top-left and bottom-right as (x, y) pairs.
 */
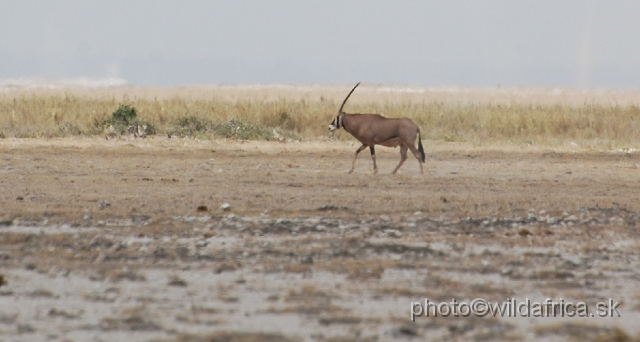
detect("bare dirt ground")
(1, 137), (640, 342)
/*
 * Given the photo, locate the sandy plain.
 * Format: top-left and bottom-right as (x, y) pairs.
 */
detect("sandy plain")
(1, 137), (640, 342)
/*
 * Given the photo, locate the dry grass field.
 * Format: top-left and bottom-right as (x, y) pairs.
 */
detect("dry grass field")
(1, 85), (640, 341)
(3, 84), (640, 148)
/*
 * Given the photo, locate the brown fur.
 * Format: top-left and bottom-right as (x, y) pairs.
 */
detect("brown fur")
(337, 113), (425, 174)
(329, 83), (425, 174)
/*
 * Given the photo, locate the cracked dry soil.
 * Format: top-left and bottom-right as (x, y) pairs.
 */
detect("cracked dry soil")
(1, 138), (640, 342)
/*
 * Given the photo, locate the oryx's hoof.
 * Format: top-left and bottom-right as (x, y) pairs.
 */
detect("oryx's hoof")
(348, 170), (354, 174)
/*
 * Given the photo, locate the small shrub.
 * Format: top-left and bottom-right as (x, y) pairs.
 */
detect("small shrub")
(111, 105), (137, 125)
(93, 104), (155, 137)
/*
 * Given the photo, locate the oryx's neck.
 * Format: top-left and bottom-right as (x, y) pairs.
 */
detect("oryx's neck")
(340, 113), (353, 133)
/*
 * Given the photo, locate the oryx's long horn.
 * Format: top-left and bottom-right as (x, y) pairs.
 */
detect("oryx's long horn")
(338, 82), (361, 114)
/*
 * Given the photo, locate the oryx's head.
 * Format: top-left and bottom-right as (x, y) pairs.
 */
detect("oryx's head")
(328, 113), (344, 132)
(329, 82), (360, 132)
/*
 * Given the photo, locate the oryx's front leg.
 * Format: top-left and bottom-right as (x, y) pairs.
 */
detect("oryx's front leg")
(369, 146), (378, 175)
(349, 144), (367, 174)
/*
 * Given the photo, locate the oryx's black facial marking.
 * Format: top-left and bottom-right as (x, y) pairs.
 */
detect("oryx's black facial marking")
(329, 114), (343, 131)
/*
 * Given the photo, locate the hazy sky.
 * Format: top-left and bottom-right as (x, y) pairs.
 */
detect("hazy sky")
(1, 1), (639, 88)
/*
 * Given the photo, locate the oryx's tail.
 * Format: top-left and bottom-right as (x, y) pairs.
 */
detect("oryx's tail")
(418, 130), (425, 163)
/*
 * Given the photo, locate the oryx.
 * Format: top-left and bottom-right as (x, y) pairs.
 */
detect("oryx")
(329, 82), (425, 174)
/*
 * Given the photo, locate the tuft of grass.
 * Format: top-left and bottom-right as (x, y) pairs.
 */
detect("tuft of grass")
(168, 115), (300, 141)
(171, 116), (213, 136)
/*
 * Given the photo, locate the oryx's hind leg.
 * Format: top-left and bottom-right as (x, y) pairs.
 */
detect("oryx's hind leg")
(407, 143), (424, 174)
(392, 144), (408, 174)
(349, 144), (367, 174)
(369, 146), (378, 175)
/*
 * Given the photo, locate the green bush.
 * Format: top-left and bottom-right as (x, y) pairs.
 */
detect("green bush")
(93, 104), (155, 136)
(111, 104), (137, 125)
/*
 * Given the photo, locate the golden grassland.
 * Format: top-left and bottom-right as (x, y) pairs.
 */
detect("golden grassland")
(2, 84), (640, 148)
